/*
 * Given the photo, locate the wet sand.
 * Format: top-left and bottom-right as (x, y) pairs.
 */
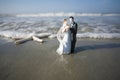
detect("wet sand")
(0, 38), (120, 80)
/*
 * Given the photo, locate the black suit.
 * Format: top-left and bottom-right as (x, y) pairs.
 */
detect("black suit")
(70, 22), (78, 53)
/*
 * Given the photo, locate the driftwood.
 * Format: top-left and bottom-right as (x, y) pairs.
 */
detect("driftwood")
(15, 36), (43, 44)
(36, 34), (50, 38)
(32, 36), (43, 43)
(13, 33), (50, 40)
(15, 37), (32, 44)
(14, 33), (51, 44)
(48, 34), (57, 39)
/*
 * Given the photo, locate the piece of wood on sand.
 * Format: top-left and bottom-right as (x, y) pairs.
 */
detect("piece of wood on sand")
(14, 33), (50, 44)
(48, 34), (57, 39)
(36, 33), (51, 38)
(32, 36), (43, 43)
(15, 37), (32, 44)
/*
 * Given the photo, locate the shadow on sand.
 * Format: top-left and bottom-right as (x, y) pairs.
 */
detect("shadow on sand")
(75, 43), (120, 53)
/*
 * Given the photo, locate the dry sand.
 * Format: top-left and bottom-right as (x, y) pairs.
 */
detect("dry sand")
(0, 38), (120, 80)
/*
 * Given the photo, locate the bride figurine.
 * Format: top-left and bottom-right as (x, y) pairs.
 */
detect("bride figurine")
(56, 19), (71, 55)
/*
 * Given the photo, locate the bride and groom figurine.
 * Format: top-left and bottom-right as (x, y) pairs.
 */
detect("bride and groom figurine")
(56, 16), (78, 55)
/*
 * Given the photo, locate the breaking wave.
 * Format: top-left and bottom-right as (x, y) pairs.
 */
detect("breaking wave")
(15, 12), (120, 17)
(0, 13), (120, 40)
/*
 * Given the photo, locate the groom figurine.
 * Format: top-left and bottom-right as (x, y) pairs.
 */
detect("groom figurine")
(69, 16), (78, 53)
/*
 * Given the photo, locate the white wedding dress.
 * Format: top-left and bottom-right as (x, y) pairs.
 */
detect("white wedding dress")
(56, 25), (71, 55)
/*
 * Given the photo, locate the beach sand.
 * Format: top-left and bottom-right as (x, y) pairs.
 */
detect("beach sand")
(0, 38), (120, 80)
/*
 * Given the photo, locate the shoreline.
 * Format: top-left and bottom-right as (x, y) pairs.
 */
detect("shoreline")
(0, 38), (120, 80)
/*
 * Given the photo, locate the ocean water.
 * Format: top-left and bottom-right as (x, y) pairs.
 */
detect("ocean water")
(0, 13), (120, 39)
